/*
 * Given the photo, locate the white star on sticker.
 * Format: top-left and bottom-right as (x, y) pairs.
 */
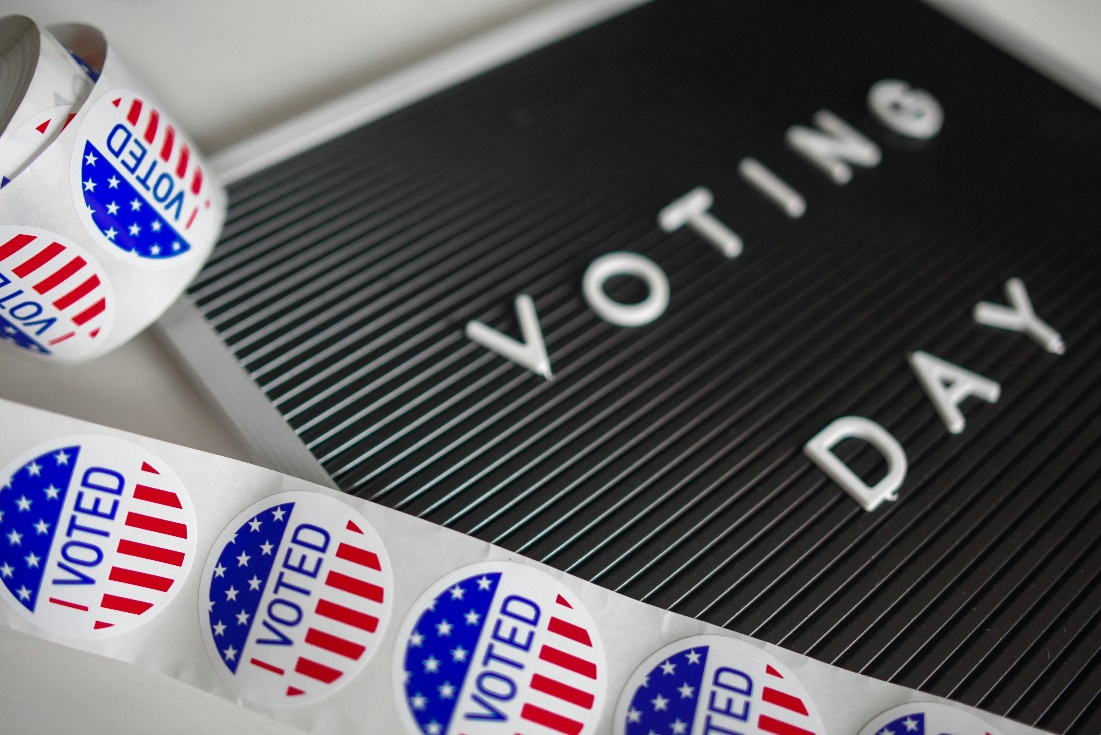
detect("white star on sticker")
(236, 610), (250, 626)
(672, 719), (687, 735)
(84, 152), (97, 166)
(259, 540), (274, 555)
(436, 619), (453, 637)
(271, 507), (286, 522)
(128, 223), (141, 237)
(206, 599), (214, 612)
(16, 586), (30, 601)
(24, 552), (40, 568)
(423, 656), (440, 673)
(150, 244), (161, 255)
(451, 645), (468, 663)
(248, 517), (262, 532)
(651, 694), (668, 711)
(685, 650), (701, 664)
(108, 176), (120, 189)
(410, 693), (427, 711)
(876, 728), (894, 735)
(7, 529), (21, 546)
(54, 451), (69, 465)
(409, 632), (424, 648)
(678, 682), (695, 699)
(26, 461), (40, 477)
(225, 586), (238, 601)
(43, 485), (59, 500)
(33, 519), (49, 535)
(247, 575), (262, 591)
(151, 220), (162, 232)
(15, 495), (31, 512)
(236, 551), (250, 567)
(902, 718), (920, 732)
(437, 682), (455, 700)
(448, 584), (465, 600)
(660, 659), (676, 675)
(213, 563), (226, 578)
(464, 609), (480, 626)
(130, 198), (142, 211)
(171, 241), (181, 251)
(476, 575), (492, 590)
(212, 621), (226, 636)
(105, 227), (118, 240)
(223, 645), (237, 662)
(0, 562), (13, 578)
(106, 201), (119, 215)
(426, 722), (441, 735)
(83, 178), (96, 192)
(627, 708), (641, 724)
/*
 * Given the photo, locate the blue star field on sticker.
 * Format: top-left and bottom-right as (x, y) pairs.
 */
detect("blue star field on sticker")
(625, 647), (708, 735)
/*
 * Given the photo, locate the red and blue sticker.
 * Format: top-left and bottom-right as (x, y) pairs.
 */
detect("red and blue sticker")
(198, 491), (393, 706)
(0, 225), (113, 361)
(394, 561), (607, 735)
(0, 435), (196, 637)
(71, 90), (218, 265)
(858, 702), (1004, 735)
(613, 635), (823, 735)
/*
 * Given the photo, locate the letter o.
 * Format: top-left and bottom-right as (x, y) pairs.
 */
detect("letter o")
(477, 671), (517, 701)
(582, 251), (669, 328)
(267, 599), (303, 627)
(10, 302), (43, 320)
(61, 540), (104, 567)
(867, 79), (943, 140)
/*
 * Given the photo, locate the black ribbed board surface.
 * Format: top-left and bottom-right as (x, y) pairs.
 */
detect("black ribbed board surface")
(189, 1), (1101, 731)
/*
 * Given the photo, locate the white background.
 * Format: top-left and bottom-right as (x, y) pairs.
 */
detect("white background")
(0, 0), (1099, 732)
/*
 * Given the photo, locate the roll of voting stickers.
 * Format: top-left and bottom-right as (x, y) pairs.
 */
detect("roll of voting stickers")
(858, 702), (1004, 735)
(613, 634), (824, 735)
(198, 491), (394, 706)
(0, 434), (196, 638)
(394, 560), (608, 735)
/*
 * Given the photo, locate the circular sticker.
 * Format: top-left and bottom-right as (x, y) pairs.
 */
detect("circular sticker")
(613, 635), (824, 735)
(858, 702), (1004, 735)
(394, 561), (607, 735)
(71, 90), (218, 265)
(0, 225), (114, 361)
(0, 434), (196, 637)
(199, 491), (393, 706)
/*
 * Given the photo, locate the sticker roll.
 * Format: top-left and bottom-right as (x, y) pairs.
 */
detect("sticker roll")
(0, 18), (226, 363)
(0, 16), (94, 186)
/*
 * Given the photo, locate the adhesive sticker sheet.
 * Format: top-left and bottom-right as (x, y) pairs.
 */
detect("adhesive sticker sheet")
(0, 398), (1046, 735)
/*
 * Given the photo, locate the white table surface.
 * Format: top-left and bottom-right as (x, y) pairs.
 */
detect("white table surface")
(0, 1), (1098, 732)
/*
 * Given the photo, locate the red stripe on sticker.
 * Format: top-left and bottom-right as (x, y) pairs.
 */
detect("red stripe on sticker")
(49, 597), (88, 611)
(334, 542), (381, 571)
(117, 539), (184, 567)
(0, 233), (34, 260)
(100, 593), (153, 615)
(315, 598), (378, 633)
(547, 616), (592, 647)
(530, 673), (595, 709)
(12, 241), (63, 277)
(190, 168), (203, 195)
(109, 566), (174, 592)
(71, 298), (106, 326)
(286, 686), (305, 696)
(47, 332), (75, 345)
(176, 144), (190, 179)
(520, 703), (584, 735)
(124, 511), (188, 539)
(33, 256), (85, 294)
(35, 119), (51, 134)
(305, 627), (366, 660)
(295, 657), (342, 684)
(325, 570), (384, 603)
(762, 687), (809, 716)
(126, 98), (142, 126)
(766, 665), (784, 678)
(52, 274), (99, 310)
(758, 715), (815, 735)
(160, 125), (175, 162)
(144, 109), (159, 144)
(94, 620), (113, 629)
(555, 594), (573, 609)
(133, 484), (182, 509)
(538, 645), (597, 679)
(250, 658), (284, 676)
(141, 462), (160, 474)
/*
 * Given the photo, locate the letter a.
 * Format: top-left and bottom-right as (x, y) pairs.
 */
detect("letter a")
(465, 294), (552, 379)
(908, 351), (1000, 435)
(804, 416), (907, 511)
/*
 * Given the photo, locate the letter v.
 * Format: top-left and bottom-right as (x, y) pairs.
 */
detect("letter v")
(465, 294), (553, 379)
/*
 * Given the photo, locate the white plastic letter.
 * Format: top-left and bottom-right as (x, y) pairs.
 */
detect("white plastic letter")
(908, 350), (1001, 435)
(867, 79), (944, 140)
(582, 251), (669, 328)
(658, 186), (742, 258)
(973, 277), (1064, 354)
(465, 294), (552, 379)
(804, 416), (907, 512)
(738, 157), (806, 218)
(785, 110), (881, 184)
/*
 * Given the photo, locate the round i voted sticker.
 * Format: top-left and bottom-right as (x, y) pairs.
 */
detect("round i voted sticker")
(0, 435), (196, 637)
(199, 491), (393, 706)
(613, 635), (824, 735)
(858, 702), (1005, 735)
(394, 561), (607, 735)
(71, 90), (219, 265)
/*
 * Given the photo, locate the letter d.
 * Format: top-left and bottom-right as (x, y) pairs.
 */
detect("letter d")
(804, 416), (907, 512)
